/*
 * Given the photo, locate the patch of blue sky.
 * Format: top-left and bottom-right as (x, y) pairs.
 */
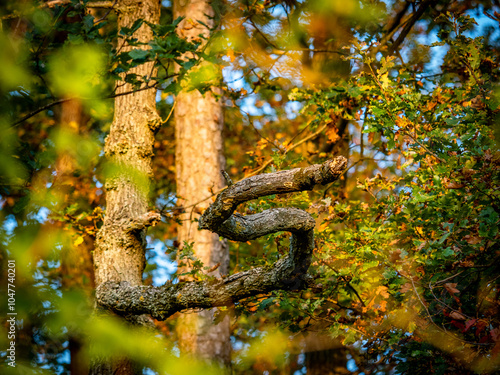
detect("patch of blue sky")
(3, 214), (18, 235)
(285, 99), (302, 120)
(147, 237), (176, 286)
(28, 206), (50, 223)
(464, 7), (500, 40)
(240, 95), (277, 120)
(94, 176), (103, 188)
(222, 65), (246, 90)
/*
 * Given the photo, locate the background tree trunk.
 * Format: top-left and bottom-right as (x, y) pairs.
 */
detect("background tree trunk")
(56, 98), (94, 375)
(173, 0), (231, 367)
(92, 0), (161, 373)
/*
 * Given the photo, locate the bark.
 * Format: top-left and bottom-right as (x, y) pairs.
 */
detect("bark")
(94, 0), (160, 288)
(96, 157), (347, 320)
(305, 348), (349, 375)
(173, 0), (230, 366)
(92, 0), (160, 374)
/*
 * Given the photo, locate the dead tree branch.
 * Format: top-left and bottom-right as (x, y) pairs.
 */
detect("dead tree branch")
(96, 157), (347, 320)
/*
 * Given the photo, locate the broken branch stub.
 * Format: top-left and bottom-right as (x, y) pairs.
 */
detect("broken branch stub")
(96, 157), (347, 320)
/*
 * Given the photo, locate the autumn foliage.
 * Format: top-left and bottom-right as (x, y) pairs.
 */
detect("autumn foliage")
(0, 0), (499, 374)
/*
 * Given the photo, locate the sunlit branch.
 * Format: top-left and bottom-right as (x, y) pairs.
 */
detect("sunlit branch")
(96, 157), (348, 320)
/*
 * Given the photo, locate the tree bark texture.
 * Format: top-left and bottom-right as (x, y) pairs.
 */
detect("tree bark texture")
(92, 0), (161, 374)
(96, 157), (348, 320)
(173, 0), (230, 365)
(94, 0), (161, 287)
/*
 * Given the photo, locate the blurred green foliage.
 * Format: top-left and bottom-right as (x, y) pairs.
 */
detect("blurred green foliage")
(0, 0), (499, 374)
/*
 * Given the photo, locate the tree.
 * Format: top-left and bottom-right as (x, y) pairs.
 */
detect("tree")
(172, 0), (231, 366)
(1, 0), (500, 374)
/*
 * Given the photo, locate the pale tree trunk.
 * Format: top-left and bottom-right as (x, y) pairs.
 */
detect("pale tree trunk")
(173, 0), (231, 367)
(92, 0), (161, 373)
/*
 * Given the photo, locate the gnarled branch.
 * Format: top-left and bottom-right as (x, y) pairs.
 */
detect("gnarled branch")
(96, 156), (347, 320)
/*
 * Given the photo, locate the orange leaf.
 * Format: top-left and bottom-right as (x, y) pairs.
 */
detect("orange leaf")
(325, 126), (340, 143)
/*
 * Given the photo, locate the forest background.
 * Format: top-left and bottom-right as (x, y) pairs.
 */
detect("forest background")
(0, 0), (500, 374)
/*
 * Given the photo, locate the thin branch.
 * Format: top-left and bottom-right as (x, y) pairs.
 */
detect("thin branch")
(9, 98), (70, 128)
(242, 110), (283, 152)
(43, 0), (116, 9)
(389, 0), (435, 54)
(161, 99), (176, 124)
(10, 82), (160, 128)
(124, 212), (161, 233)
(248, 123), (328, 177)
(94, 0), (118, 23)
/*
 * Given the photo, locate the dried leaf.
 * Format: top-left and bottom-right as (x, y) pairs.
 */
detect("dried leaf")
(446, 182), (465, 189)
(449, 311), (466, 320)
(444, 283), (460, 294)
(401, 283), (412, 293)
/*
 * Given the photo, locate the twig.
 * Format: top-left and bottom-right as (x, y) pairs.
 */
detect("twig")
(10, 82), (160, 128)
(161, 99), (176, 124)
(242, 110), (283, 152)
(43, 0), (116, 8)
(248, 123), (328, 177)
(94, 0), (118, 23)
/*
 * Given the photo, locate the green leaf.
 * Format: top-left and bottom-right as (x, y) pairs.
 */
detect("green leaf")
(128, 49), (149, 60)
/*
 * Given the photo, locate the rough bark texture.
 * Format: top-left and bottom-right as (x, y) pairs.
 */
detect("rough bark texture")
(92, 1), (160, 374)
(173, 0), (231, 365)
(96, 157), (347, 320)
(94, 0), (160, 287)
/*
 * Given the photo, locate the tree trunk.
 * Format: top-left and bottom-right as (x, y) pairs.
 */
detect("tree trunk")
(305, 348), (349, 375)
(56, 98), (94, 375)
(92, 0), (161, 373)
(173, 0), (231, 366)
(94, 0), (160, 291)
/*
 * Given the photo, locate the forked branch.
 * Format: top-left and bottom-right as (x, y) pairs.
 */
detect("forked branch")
(96, 157), (347, 320)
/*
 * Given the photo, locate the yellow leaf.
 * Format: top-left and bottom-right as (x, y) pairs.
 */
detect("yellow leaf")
(319, 222), (329, 232)
(408, 321), (417, 332)
(380, 73), (390, 89)
(74, 236), (84, 246)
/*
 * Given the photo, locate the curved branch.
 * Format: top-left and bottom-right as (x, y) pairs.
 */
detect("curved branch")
(96, 157), (348, 320)
(200, 157), (347, 229)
